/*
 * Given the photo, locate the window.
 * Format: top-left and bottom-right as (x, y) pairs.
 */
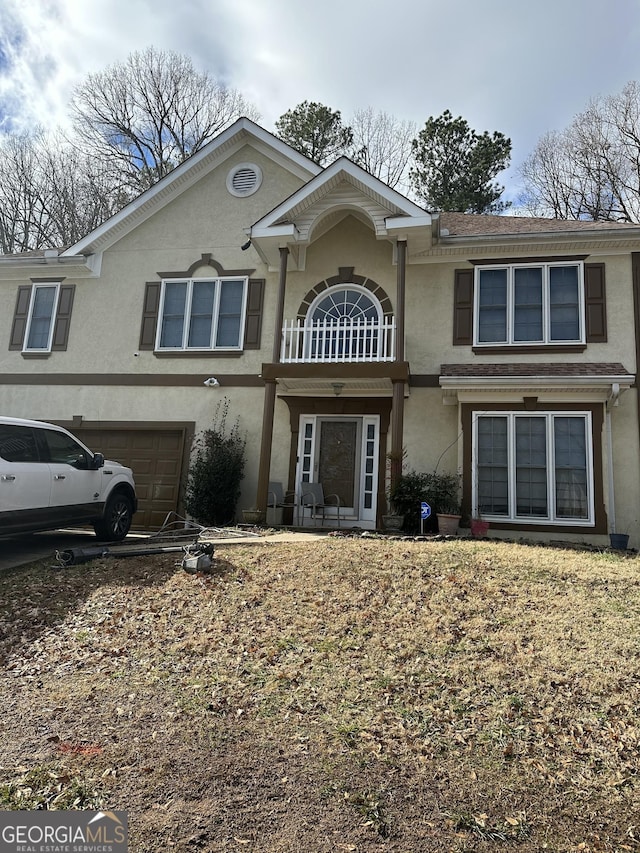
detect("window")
(307, 285), (383, 360)
(40, 428), (90, 468)
(15, 283), (61, 353)
(0, 425), (39, 463)
(10, 283), (75, 354)
(473, 412), (593, 524)
(156, 278), (247, 351)
(475, 262), (584, 346)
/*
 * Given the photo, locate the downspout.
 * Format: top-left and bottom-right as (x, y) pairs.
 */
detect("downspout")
(256, 246), (289, 512)
(606, 383), (620, 534)
(633, 253), (640, 529)
(390, 240), (407, 491)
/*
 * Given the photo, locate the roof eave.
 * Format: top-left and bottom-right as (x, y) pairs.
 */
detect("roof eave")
(439, 227), (640, 245)
(439, 374), (635, 388)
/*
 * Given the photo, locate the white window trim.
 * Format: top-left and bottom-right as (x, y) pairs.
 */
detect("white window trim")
(303, 284), (386, 362)
(155, 277), (248, 352)
(308, 283), (383, 323)
(23, 283), (61, 353)
(473, 261), (585, 347)
(472, 411), (594, 525)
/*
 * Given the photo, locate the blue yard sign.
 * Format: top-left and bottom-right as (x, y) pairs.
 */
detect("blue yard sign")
(420, 501), (431, 535)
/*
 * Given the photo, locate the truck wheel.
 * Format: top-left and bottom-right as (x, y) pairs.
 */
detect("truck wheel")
(94, 493), (133, 541)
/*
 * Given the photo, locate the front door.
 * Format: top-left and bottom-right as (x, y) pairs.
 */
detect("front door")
(296, 415), (379, 527)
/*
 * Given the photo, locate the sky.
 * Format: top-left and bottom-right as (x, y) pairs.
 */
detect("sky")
(1, 0), (640, 204)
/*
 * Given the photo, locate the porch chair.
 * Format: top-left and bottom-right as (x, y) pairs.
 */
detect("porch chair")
(267, 481), (296, 526)
(300, 482), (342, 528)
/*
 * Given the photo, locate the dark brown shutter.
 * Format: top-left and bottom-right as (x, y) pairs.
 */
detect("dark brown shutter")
(453, 269), (474, 345)
(51, 284), (75, 351)
(9, 286), (32, 350)
(244, 278), (265, 349)
(139, 282), (161, 350)
(585, 263), (607, 342)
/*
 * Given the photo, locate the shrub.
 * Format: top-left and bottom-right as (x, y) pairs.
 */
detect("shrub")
(185, 399), (246, 526)
(389, 470), (460, 534)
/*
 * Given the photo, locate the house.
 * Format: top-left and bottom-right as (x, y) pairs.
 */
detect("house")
(1, 117), (639, 546)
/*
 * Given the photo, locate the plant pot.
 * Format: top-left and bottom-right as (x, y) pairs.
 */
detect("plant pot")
(266, 506), (283, 527)
(382, 514), (404, 532)
(437, 513), (461, 536)
(242, 509), (265, 525)
(470, 519), (490, 538)
(609, 533), (629, 550)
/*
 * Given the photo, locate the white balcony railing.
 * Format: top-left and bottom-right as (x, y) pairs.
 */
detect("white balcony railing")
(281, 317), (396, 364)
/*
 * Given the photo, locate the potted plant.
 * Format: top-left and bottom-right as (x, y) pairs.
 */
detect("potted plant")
(382, 509), (405, 532)
(242, 507), (265, 525)
(387, 469), (461, 535)
(435, 486), (462, 536)
(470, 513), (490, 538)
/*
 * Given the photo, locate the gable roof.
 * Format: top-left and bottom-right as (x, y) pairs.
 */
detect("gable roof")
(60, 118), (322, 258)
(249, 157), (433, 269)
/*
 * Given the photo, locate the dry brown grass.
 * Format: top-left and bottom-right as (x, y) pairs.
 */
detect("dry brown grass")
(1, 537), (639, 851)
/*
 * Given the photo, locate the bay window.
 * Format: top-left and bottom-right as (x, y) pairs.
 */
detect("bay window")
(474, 412), (593, 524)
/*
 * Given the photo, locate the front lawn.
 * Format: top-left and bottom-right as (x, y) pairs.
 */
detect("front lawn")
(0, 538), (638, 851)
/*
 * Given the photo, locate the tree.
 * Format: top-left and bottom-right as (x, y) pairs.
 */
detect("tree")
(0, 129), (127, 253)
(70, 46), (259, 192)
(410, 110), (512, 213)
(350, 108), (416, 191)
(520, 81), (640, 222)
(275, 101), (353, 165)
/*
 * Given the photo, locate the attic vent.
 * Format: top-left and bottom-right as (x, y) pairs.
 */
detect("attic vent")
(227, 163), (263, 197)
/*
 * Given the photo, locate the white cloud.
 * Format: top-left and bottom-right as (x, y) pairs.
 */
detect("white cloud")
(1, 0), (640, 199)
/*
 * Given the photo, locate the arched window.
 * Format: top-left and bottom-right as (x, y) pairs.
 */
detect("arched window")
(307, 285), (383, 361)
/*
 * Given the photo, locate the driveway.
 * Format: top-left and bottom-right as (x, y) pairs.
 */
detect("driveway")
(0, 528), (329, 572)
(0, 529), (120, 571)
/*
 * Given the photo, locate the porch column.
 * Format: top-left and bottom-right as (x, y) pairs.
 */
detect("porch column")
(256, 246), (289, 511)
(390, 240), (407, 489)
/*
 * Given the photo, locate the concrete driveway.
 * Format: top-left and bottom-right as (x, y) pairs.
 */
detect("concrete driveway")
(0, 527), (329, 572)
(0, 529), (116, 571)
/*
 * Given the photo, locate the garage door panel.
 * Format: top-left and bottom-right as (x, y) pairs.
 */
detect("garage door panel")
(152, 484), (179, 501)
(156, 459), (181, 475)
(129, 459), (153, 474)
(158, 434), (183, 450)
(131, 435), (159, 451)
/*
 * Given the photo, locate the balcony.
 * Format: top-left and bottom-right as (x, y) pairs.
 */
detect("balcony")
(281, 317), (396, 364)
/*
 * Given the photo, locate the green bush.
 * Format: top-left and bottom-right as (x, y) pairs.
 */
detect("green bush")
(185, 399), (246, 526)
(389, 470), (461, 534)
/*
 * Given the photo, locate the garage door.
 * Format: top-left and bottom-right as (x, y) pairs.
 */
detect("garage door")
(81, 428), (187, 531)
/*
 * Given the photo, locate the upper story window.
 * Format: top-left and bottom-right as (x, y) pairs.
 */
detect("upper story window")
(24, 284), (60, 352)
(156, 278), (247, 351)
(311, 287), (381, 324)
(9, 282), (75, 356)
(475, 262), (584, 346)
(306, 285), (386, 361)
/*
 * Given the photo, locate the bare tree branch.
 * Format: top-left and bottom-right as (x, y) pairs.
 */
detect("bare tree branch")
(350, 108), (417, 191)
(520, 81), (640, 222)
(69, 46), (259, 192)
